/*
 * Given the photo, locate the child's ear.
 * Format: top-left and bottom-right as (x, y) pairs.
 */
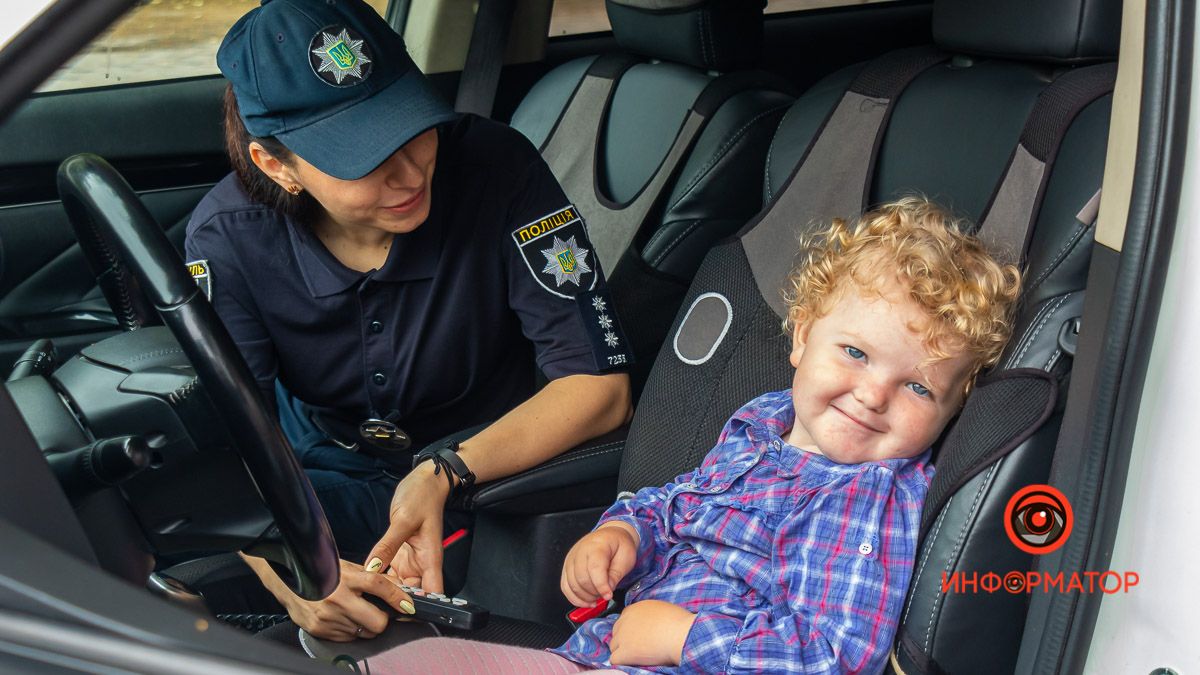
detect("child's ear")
(789, 322), (809, 368)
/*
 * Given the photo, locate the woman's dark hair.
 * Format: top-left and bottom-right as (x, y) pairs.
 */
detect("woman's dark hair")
(222, 84), (317, 222)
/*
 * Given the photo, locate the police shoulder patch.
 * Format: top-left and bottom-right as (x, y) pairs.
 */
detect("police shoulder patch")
(512, 205), (597, 299)
(186, 259), (212, 301)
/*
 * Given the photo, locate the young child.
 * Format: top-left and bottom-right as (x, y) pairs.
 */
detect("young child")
(364, 197), (1021, 673)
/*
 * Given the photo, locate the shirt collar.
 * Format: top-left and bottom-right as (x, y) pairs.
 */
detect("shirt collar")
(286, 218), (357, 298)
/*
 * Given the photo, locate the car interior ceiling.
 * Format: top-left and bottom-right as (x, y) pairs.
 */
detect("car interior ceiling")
(0, 0), (1169, 672)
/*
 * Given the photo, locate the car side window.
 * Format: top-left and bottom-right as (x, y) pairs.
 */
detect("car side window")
(38, 0), (390, 92)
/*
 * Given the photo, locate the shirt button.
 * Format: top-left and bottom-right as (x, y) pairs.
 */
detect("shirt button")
(372, 372), (387, 385)
(859, 542), (874, 556)
(369, 321), (383, 334)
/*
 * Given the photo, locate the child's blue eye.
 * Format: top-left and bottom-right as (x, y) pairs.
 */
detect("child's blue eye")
(908, 382), (931, 398)
(844, 346), (865, 360)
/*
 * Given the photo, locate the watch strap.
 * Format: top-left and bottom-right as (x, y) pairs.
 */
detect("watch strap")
(413, 441), (476, 495)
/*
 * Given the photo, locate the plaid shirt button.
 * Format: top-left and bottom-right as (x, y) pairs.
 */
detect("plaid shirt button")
(859, 542), (874, 555)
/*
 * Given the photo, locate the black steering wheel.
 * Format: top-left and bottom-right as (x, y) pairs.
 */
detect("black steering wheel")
(56, 153), (339, 600)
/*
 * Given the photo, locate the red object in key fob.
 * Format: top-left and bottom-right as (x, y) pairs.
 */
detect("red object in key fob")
(568, 599), (609, 624)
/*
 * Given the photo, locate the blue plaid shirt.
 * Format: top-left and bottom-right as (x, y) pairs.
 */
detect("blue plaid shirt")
(551, 390), (934, 674)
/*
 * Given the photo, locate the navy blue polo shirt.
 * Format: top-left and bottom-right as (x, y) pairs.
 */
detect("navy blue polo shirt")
(185, 115), (629, 448)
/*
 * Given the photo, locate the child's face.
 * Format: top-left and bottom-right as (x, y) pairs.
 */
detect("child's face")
(786, 281), (974, 463)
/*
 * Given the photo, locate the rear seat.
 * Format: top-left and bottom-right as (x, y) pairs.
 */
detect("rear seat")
(510, 0), (794, 395)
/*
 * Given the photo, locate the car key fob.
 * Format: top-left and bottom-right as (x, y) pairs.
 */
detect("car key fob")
(365, 586), (490, 630)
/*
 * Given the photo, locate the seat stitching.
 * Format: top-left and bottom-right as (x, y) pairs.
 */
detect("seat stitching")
(1000, 302), (1050, 370)
(1013, 294), (1068, 366)
(1026, 219), (1092, 294)
(925, 462), (1000, 650)
(644, 218), (693, 254)
(1001, 297), (1058, 370)
(120, 347), (186, 365)
(167, 377), (201, 405)
(901, 495), (952, 627)
(1043, 346), (1063, 371)
(704, 11), (713, 68)
(1012, 295), (1070, 365)
(648, 219), (703, 268)
(669, 105), (792, 213)
(763, 105), (799, 203)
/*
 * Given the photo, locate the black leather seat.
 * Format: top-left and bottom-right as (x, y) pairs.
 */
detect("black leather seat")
(510, 0), (795, 395)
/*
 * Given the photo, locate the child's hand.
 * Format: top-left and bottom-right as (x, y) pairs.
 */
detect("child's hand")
(609, 599), (697, 667)
(560, 521), (639, 607)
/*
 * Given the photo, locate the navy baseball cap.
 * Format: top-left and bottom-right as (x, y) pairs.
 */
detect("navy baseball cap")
(217, 0), (458, 180)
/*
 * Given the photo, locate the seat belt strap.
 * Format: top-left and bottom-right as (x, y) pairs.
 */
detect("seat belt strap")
(454, 0), (515, 117)
(739, 46), (950, 319)
(540, 54), (793, 272)
(977, 63), (1117, 265)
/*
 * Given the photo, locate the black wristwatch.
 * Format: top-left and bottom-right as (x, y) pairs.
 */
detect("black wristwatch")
(412, 440), (476, 496)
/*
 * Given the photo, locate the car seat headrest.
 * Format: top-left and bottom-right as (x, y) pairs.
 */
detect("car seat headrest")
(605, 0), (765, 71)
(933, 0), (1120, 63)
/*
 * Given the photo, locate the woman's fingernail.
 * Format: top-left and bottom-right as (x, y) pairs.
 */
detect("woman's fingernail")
(399, 600), (416, 615)
(365, 557), (383, 573)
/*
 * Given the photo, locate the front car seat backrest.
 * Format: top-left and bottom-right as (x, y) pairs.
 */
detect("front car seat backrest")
(616, 0), (1119, 672)
(511, 0), (794, 395)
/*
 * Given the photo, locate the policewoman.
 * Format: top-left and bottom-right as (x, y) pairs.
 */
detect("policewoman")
(185, 0), (632, 641)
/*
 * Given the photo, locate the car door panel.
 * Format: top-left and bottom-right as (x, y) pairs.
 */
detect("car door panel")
(0, 77), (227, 371)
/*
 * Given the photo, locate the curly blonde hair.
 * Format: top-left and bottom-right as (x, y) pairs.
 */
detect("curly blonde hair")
(783, 197), (1022, 393)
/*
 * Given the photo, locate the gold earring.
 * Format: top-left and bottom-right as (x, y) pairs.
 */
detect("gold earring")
(286, 184), (303, 196)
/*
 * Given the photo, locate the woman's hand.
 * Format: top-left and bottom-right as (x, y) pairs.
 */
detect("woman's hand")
(609, 600), (696, 667)
(278, 559), (416, 641)
(363, 461), (452, 593)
